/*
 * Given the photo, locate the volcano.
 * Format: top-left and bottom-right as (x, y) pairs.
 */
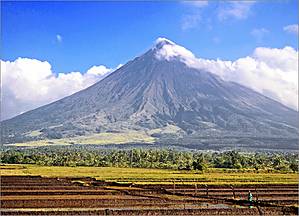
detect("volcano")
(2, 38), (298, 150)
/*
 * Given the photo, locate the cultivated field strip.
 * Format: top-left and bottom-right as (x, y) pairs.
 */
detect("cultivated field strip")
(1, 176), (298, 215)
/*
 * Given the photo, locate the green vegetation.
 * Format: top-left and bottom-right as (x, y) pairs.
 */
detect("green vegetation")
(1, 147), (298, 185)
(1, 147), (298, 173)
(1, 164), (297, 185)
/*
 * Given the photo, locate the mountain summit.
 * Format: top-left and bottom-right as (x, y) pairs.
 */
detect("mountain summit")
(2, 38), (298, 150)
(154, 37), (175, 47)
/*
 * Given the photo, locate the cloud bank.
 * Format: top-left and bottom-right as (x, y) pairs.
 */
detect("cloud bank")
(1, 58), (114, 120)
(2, 38), (298, 120)
(155, 40), (298, 110)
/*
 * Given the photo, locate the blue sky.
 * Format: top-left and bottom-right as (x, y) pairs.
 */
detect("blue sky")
(2, 1), (298, 73)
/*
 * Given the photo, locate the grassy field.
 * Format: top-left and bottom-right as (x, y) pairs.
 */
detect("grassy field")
(1, 164), (298, 185)
(6, 131), (155, 147)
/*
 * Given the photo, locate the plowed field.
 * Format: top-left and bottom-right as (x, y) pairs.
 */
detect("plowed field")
(1, 176), (298, 215)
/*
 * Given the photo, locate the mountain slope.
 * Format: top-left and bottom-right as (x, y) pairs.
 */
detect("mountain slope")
(2, 38), (298, 149)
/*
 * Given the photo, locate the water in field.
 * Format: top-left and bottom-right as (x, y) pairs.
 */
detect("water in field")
(199, 203), (233, 208)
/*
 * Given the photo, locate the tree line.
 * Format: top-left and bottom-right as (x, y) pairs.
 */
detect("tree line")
(1, 147), (298, 172)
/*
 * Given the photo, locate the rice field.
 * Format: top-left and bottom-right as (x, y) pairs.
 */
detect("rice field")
(1, 175), (298, 215)
(1, 164), (298, 185)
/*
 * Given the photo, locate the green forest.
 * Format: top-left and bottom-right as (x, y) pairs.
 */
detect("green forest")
(1, 147), (298, 172)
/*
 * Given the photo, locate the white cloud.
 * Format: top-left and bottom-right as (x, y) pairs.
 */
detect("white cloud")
(56, 34), (62, 42)
(1, 58), (114, 120)
(155, 39), (195, 61)
(251, 28), (269, 42)
(283, 24), (298, 35)
(181, 1), (209, 30)
(184, 1), (208, 8)
(181, 14), (202, 30)
(155, 41), (298, 110)
(86, 65), (112, 76)
(218, 1), (255, 21)
(181, 1), (255, 30)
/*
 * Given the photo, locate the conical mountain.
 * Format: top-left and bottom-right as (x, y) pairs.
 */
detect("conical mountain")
(2, 38), (298, 150)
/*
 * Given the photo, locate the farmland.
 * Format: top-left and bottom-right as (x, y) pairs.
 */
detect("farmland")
(1, 164), (298, 215)
(0, 164), (298, 185)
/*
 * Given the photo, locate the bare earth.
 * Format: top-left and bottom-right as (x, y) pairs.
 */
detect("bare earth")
(1, 176), (298, 215)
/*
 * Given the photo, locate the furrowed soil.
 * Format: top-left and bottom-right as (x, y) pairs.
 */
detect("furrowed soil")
(1, 175), (298, 215)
